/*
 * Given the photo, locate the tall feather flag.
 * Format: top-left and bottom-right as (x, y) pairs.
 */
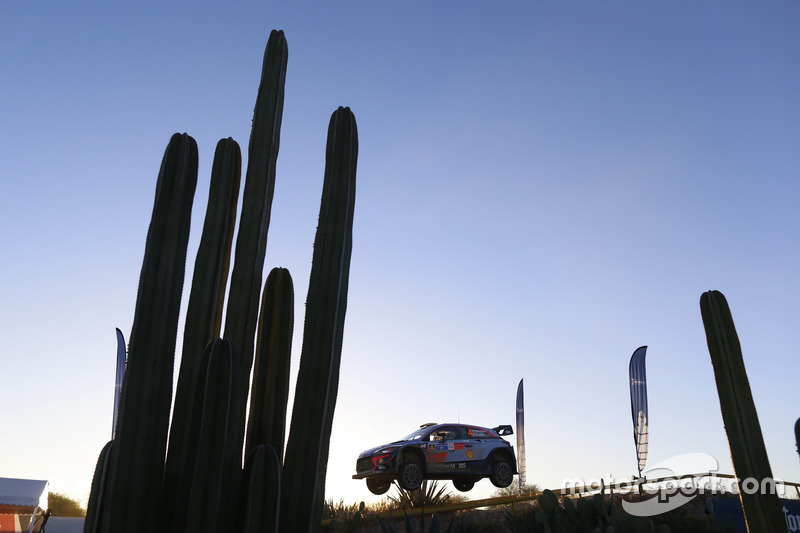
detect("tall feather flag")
(113, 328), (127, 438)
(628, 346), (649, 478)
(516, 378), (526, 490)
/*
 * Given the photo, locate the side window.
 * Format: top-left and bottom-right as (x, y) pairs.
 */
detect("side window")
(466, 428), (493, 439)
(432, 426), (464, 442)
(450, 426), (467, 440)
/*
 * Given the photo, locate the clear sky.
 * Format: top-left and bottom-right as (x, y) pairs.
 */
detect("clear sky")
(1, 1), (799, 508)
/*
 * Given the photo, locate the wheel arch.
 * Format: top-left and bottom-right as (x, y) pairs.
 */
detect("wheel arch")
(490, 448), (517, 470)
(400, 446), (426, 469)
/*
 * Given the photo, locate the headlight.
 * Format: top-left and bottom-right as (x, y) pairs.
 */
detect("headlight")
(375, 446), (398, 455)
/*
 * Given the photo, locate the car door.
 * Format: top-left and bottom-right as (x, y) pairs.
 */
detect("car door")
(463, 427), (494, 468)
(424, 425), (468, 473)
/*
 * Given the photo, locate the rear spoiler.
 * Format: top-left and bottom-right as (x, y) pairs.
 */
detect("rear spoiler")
(492, 425), (513, 436)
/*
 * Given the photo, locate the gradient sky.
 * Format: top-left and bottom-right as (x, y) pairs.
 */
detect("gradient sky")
(2, 2), (799, 507)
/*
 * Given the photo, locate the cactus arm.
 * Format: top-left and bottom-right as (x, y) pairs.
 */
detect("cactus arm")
(185, 339), (242, 533)
(237, 444), (281, 533)
(183, 138), (242, 345)
(281, 106), (358, 532)
(700, 290), (787, 533)
(100, 132), (198, 533)
(245, 267), (294, 459)
(82, 440), (112, 533)
(311, 107), (358, 512)
(163, 137), (240, 514)
(223, 30), (288, 445)
(162, 136), (241, 531)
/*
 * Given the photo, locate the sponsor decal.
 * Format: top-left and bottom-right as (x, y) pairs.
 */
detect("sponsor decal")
(466, 449), (475, 459)
(427, 452), (447, 463)
(428, 442), (465, 452)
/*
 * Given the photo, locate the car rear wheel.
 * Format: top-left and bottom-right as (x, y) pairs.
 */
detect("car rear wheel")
(490, 459), (514, 488)
(397, 460), (424, 491)
(453, 479), (475, 492)
(366, 477), (391, 495)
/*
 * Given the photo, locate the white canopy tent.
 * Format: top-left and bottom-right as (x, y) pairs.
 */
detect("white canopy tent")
(0, 477), (48, 533)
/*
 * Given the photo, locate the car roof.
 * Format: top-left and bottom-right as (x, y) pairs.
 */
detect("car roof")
(423, 423), (497, 434)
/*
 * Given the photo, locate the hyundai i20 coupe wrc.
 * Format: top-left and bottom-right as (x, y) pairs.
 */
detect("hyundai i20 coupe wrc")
(353, 423), (518, 495)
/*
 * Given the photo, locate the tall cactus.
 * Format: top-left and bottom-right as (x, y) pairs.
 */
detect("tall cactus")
(224, 29), (288, 452)
(700, 290), (787, 533)
(98, 132), (198, 533)
(281, 106), (358, 533)
(84, 29), (358, 533)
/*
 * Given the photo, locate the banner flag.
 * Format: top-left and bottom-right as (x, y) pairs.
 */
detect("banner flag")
(113, 328), (127, 438)
(629, 346), (649, 477)
(516, 378), (526, 490)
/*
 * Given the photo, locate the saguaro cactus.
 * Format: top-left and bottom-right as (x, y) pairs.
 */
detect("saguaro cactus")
(700, 290), (787, 533)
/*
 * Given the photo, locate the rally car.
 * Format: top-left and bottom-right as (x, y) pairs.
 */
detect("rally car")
(353, 422), (517, 495)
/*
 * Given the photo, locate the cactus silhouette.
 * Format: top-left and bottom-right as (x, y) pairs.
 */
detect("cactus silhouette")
(84, 30), (358, 533)
(700, 289), (787, 533)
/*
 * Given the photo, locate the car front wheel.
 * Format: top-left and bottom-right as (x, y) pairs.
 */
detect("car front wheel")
(366, 477), (391, 495)
(453, 479), (475, 492)
(490, 459), (514, 488)
(397, 461), (424, 491)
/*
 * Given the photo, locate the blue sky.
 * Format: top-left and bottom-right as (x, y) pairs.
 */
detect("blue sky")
(1, 2), (799, 507)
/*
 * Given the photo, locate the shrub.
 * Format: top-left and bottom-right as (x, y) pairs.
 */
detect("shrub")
(47, 492), (85, 517)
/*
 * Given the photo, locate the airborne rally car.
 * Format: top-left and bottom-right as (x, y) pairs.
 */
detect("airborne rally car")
(353, 423), (517, 495)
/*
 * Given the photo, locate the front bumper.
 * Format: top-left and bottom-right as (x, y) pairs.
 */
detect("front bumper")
(352, 451), (399, 479)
